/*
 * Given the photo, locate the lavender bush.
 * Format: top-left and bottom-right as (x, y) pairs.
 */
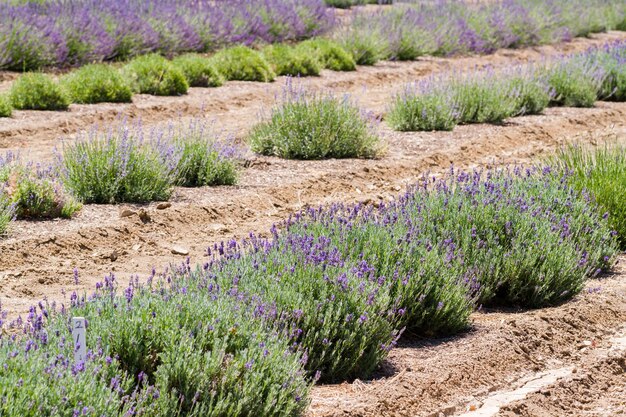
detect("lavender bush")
(58, 125), (174, 204)
(210, 46), (275, 82)
(171, 54), (224, 88)
(0, 278), (311, 416)
(61, 64), (133, 104)
(0, 0), (333, 71)
(123, 54), (188, 96)
(0, 95), (11, 117)
(10, 73), (69, 111)
(0, 158), (81, 219)
(249, 80), (380, 159)
(387, 77), (459, 131)
(262, 44), (321, 77)
(546, 57), (605, 108)
(297, 38), (356, 72)
(154, 121), (240, 187)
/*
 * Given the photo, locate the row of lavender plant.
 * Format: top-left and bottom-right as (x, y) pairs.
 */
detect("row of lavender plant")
(337, 0), (626, 64)
(1, 163), (618, 415)
(388, 41), (626, 131)
(0, 120), (239, 237)
(0, 0), (333, 71)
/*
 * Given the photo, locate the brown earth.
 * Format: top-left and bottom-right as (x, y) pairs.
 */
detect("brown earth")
(0, 32), (625, 417)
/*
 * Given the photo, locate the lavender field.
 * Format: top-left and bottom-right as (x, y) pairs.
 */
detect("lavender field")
(1, 0), (626, 416)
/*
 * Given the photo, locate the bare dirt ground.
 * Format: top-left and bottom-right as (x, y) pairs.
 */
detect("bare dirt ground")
(1, 32), (625, 416)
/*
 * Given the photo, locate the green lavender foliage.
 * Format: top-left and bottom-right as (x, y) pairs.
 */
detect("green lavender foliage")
(59, 127), (174, 204)
(74, 276), (312, 416)
(165, 124), (238, 187)
(249, 81), (380, 159)
(296, 39), (356, 72)
(123, 54), (189, 96)
(0, 162), (81, 219)
(171, 54), (225, 88)
(0, 94), (12, 117)
(210, 46), (275, 82)
(552, 143), (626, 249)
(10, 73), (70, 110)
(61, 64), (133, 104)
(0, 319), (135, 417)
(262, 44), (321, 77)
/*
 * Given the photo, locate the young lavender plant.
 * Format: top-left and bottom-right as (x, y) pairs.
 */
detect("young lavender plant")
(58, 124), (174, 204)
(0, 159), (81, 219)
(387, 76), (459, 131)
(249, 79), (381, 159)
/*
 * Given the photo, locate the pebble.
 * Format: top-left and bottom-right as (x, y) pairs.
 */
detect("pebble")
(156, 202), (171, 210)
(119, 209), (136, 218)
(171, 246), (189, 256)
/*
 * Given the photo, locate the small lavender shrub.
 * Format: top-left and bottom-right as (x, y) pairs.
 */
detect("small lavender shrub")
(452, 72), (518, 124)
(249, 81), (380, 159)
(297, 38), (356, 72)
(10, 73), (69, 111)
(509, 74), (552, 116)
(172, 54), (224, 88)
(594, 45), (626, 101)
(0, 162), (81, 219)
(59, 126), (173, 204)
(553, 143), (626, 249)
(123, 54), (188, 96)
(547, 60), (603, 108)
(0, 189), (13, 235)
(387, 79), (458, 131)
(262, 44), (321, 77)
(0, 95), (11, 117)
(210, 46), (275, 82)
(61, 64), (133, 104)
(162, 124), (239, 187)
(338, 28), (388, 65)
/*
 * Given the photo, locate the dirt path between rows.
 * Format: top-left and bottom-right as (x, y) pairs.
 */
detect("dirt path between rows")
(1, 31), (626, 162)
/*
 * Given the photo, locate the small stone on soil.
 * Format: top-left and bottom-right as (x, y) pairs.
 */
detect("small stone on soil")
(156, 202), (171, 210)
(171, 246), (189, 256)
(120, 209), (136, 218)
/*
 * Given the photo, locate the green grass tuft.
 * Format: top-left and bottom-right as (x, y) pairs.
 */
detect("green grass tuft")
(61, 64), (133, 104)
(10, 73), (70, 111)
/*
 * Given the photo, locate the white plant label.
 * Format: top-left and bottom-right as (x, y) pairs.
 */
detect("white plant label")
(72, 317), (87, 363)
